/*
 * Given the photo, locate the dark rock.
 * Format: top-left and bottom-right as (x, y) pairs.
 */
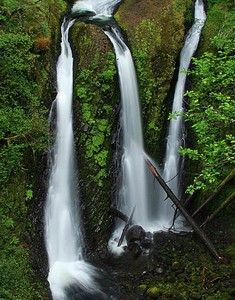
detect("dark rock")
(141, 237), (153, 249)
(126, 225), (146, 243)
(145, 231), (153, 239)
(82, 123), (89, 132)
(128, 241), (142, 257)
(156, 267), (163, 274)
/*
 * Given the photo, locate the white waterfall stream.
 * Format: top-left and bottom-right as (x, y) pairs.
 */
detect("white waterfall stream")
(72, 0), (122, 16)
(157, 0), (206, 229)
(104, 27), (150, 252)
(45, 20), (99, 300)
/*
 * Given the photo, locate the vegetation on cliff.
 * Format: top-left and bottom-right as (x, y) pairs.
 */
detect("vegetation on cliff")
(180, 0), (235, 213)
(70, 23), (118, 250)
(70, 0), (193, 251)
(116, 0), (192, 158)
(0, 0), (66, 298)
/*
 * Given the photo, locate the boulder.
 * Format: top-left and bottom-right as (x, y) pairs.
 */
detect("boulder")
(126, 225), (146, 243)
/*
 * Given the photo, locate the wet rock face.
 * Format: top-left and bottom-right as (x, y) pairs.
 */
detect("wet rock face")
(125, 226), (155, 257)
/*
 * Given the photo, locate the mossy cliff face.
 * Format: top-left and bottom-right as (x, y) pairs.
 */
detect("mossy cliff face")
(71, 23), (118, 252)
(0, 0), (67, 298)
(71, 0), (192, 251)
(116, 0), (192, 158)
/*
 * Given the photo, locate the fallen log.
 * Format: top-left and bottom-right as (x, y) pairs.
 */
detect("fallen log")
(201, 191), (235, 228)
(117, 206), (136, 247)
(146, 159), (222, 262)
(110, 206), (135, 224)
(192, 168), (235, 217)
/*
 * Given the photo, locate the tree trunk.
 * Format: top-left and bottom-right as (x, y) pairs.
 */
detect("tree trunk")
(146, 159), (222, 262)
(192, 168), (235, 217)
(110, 206), (135, 224)
(117, 206), (136, 247)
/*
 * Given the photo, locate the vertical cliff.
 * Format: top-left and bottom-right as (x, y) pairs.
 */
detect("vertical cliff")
(71, 0), (192, 252)
(0, 0), (67, 298)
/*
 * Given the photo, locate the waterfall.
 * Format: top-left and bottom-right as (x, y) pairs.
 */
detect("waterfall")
(63, 0), (206, 261)
(157, 0), (206, 229)
(104, 27), (150, 250)
(71, 0), (151, 252)
(72, 0), (122, 16)
(45, 20), (100, 300)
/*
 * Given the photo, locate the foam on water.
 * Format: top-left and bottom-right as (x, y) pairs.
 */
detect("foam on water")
(48, 261), (99, 299)
(45, 19), (101, 299)
(72, 0), (122, 16)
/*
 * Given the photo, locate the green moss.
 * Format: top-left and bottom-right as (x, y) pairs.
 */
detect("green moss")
(0, 246), (47, 299)
(137, 284), (148, 295)
(0, 0), (67, 297)
(72, 25), (118, 247)
(200, 0), (234, 52)
(0, 176), (48, 299)
(147, 286), (162, 298)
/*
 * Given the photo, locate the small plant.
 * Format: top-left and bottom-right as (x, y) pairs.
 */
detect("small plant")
(34, 36), (50, 52)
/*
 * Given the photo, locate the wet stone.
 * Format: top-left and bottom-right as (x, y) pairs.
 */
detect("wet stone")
(126, 225), (146, 243)
(127, 241), (142, 257)
(156, 267), (163, 274)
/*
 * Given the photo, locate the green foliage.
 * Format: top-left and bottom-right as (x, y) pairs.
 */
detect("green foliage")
(181, 19), (235, 194)
(0, 246), (45, 300)
(25, 185), (33, 201)
(0, 0), (66, 298)
(0, 0), (50, 186)
(0, 177), (48, 299)
(126, 1), (191, 158)
(76, 52), (116, 187)
(0, 14), (49, 188)
(133, 24), (160, 153)
(201, 0), (234, 51)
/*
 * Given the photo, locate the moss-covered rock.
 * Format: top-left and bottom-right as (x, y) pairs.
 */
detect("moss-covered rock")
(70, 22), (118, 251)
(146, 286), (162, 298)
(137, 284), (148, 295)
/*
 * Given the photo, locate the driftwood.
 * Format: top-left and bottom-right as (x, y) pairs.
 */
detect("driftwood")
(192, 168), (235, 217)
(117, 206), (136, 247)
(201, 191), (235, 228)
(146, 159), (222, 262)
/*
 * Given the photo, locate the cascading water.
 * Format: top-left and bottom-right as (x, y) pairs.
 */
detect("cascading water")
(72, 0), (122, 16)
(45, 20), (99, 300)
(71, 0), (151, 251)
(157, 0), (206, 229)
(64, 0), (206, 260)
(104, 27), (150, 249)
